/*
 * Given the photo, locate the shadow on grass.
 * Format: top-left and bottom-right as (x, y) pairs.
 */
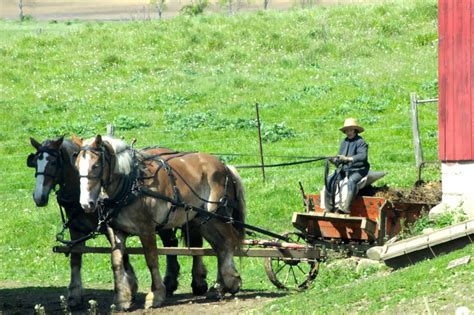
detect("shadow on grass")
(0, 286), (287, 314)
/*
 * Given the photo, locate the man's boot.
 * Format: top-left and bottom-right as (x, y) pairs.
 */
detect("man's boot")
(324, 189), (335, 213)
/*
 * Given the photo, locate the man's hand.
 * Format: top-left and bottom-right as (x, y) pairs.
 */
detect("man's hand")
(337, 155), (353, 163)
(329, 156), (338, 164)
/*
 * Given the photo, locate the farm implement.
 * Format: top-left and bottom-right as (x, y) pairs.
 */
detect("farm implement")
(53, 188), (432, 291)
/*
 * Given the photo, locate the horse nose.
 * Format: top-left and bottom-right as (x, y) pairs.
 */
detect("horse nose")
(33, 193), (48, 207)
(81, 201), (96, 213)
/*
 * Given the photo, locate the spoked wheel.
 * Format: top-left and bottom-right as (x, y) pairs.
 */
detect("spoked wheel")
(264, 232), (319, 291)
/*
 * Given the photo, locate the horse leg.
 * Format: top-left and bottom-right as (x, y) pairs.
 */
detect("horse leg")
(123, 254), (138, 302)
(200, 221), (241, 296)
(183, 223), (208, 295)
(107, 227), (134, 311)
(139, 231), (166, 309)
(67, 229), (84, 310)
(157, 228), (180, 297)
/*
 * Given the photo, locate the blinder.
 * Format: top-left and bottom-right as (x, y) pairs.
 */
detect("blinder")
(27, 153), (36, 168)
(29, 147), (63, 180)
(78, 144), (113, 188)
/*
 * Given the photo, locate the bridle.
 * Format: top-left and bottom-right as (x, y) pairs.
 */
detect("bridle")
(27, 147), (63, 181)
(77, 144), (115, 189)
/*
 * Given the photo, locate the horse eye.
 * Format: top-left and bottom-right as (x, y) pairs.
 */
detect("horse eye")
(92, 164), (99, 169)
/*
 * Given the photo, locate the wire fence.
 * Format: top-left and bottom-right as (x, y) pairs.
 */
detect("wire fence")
(0, 95), (439, 198)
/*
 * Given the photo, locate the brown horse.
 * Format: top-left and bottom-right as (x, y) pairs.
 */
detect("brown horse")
(73, 135), (246, 310)
(27, 136), (208, 309)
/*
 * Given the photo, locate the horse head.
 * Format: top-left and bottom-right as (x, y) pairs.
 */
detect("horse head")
(74, 134), (119, 213)
(27, 136), (65, 206)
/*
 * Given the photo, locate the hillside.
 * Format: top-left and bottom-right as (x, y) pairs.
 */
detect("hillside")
(0, 0), (457, 313)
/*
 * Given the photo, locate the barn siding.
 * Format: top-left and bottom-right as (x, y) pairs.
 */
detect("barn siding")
(438, 0), (473, 161)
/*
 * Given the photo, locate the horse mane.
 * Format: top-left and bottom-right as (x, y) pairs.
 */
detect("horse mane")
(83, 136), (133, 175)
(61, 139), (81, 167)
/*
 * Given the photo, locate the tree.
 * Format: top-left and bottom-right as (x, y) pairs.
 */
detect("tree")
(18, 0), (34, 21)
(150, 0), (167, 19)
(263, 0), (270, 10)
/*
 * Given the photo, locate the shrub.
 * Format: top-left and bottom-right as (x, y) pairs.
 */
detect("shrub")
(181, 0), (209, 16)
(113, 115), (150, 131)
(399, 207), (468, 239)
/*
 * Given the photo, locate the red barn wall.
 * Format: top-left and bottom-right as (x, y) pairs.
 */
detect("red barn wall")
(438, 0), (474, 161)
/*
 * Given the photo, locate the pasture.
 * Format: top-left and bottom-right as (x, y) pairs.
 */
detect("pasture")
(2, 0), (472, 313)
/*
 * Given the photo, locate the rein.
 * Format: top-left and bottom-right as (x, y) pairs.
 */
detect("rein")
(138, 185), (290, 242)
(235, 156), (332, 169)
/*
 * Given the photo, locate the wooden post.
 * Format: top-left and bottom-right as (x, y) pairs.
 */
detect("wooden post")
(410, 93), (423, 169)
(18, 0), (24, 21)
(107, 124), (115, 137)
(255, 103), (266, 182)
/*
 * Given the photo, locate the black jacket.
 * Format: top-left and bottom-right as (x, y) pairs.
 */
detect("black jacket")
(338, 135), (370, 172)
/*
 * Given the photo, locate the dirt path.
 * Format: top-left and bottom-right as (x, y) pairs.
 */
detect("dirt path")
(0, 282), (285, 314)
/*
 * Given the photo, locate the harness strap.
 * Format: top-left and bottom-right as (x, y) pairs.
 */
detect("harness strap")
(138, 186), (289, 242)
(32, 147), (63, 180)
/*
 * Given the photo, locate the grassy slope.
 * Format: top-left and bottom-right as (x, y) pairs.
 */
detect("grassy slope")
(0, 0), (462, 313)
(263, 244), (473, 314)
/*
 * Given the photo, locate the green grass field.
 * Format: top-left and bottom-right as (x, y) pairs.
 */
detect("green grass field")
(2, 0), (470, 313)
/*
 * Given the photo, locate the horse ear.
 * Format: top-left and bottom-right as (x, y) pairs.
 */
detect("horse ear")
(71, 134), (83, 147)
(95, 134), (103, 146)
(30, 137), (41, 150)
(53, 135), (64, 148)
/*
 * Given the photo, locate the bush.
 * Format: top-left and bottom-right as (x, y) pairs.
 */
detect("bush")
(181, 0), (209, 16)
(399, 208), (468, 239)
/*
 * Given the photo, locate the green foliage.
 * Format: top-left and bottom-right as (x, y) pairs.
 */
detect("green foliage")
(399, 208), (468, 239)
(261, 122), (295, 143)
(163, 110), (256, 131)
(181, 0), (209, 16)
(113, 115), (150, 131)
(20, 15), (33, 22)
(264, 244), (473, 313)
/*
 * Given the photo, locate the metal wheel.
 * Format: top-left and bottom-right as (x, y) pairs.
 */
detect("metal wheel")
(264, 232), (319, 291)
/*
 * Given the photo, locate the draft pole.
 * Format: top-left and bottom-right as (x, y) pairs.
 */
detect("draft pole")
(255, 103), (266, 182)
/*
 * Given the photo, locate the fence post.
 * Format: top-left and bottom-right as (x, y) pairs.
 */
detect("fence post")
(107, 124), (115, 137)
(410, 93), (423, 169)
(255, 103), (266, 182)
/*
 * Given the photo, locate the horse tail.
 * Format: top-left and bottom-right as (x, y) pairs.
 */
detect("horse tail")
(226, 165), (246, 241)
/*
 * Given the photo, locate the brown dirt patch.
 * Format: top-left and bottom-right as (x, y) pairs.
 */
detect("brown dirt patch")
(364, 181), (442, 205)
(0, 282), (285, 314)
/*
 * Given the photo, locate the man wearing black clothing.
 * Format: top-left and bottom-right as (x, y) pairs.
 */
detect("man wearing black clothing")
(326, 118), (370, 214)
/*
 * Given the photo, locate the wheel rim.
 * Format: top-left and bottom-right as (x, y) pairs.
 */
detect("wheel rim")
(264, 232), (319, 291)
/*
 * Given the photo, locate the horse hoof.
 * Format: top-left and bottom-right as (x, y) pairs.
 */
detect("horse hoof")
(114, 301), (132, 312)
(192, 280), (208, 296)
(67, 295), (84, 310)
(145, 290), (165, 309)
(164, 276), (178, 297)
(222, 275), (241, 295)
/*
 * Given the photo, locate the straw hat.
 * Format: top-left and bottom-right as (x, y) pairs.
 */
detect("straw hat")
(340, 117), (364, 133)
